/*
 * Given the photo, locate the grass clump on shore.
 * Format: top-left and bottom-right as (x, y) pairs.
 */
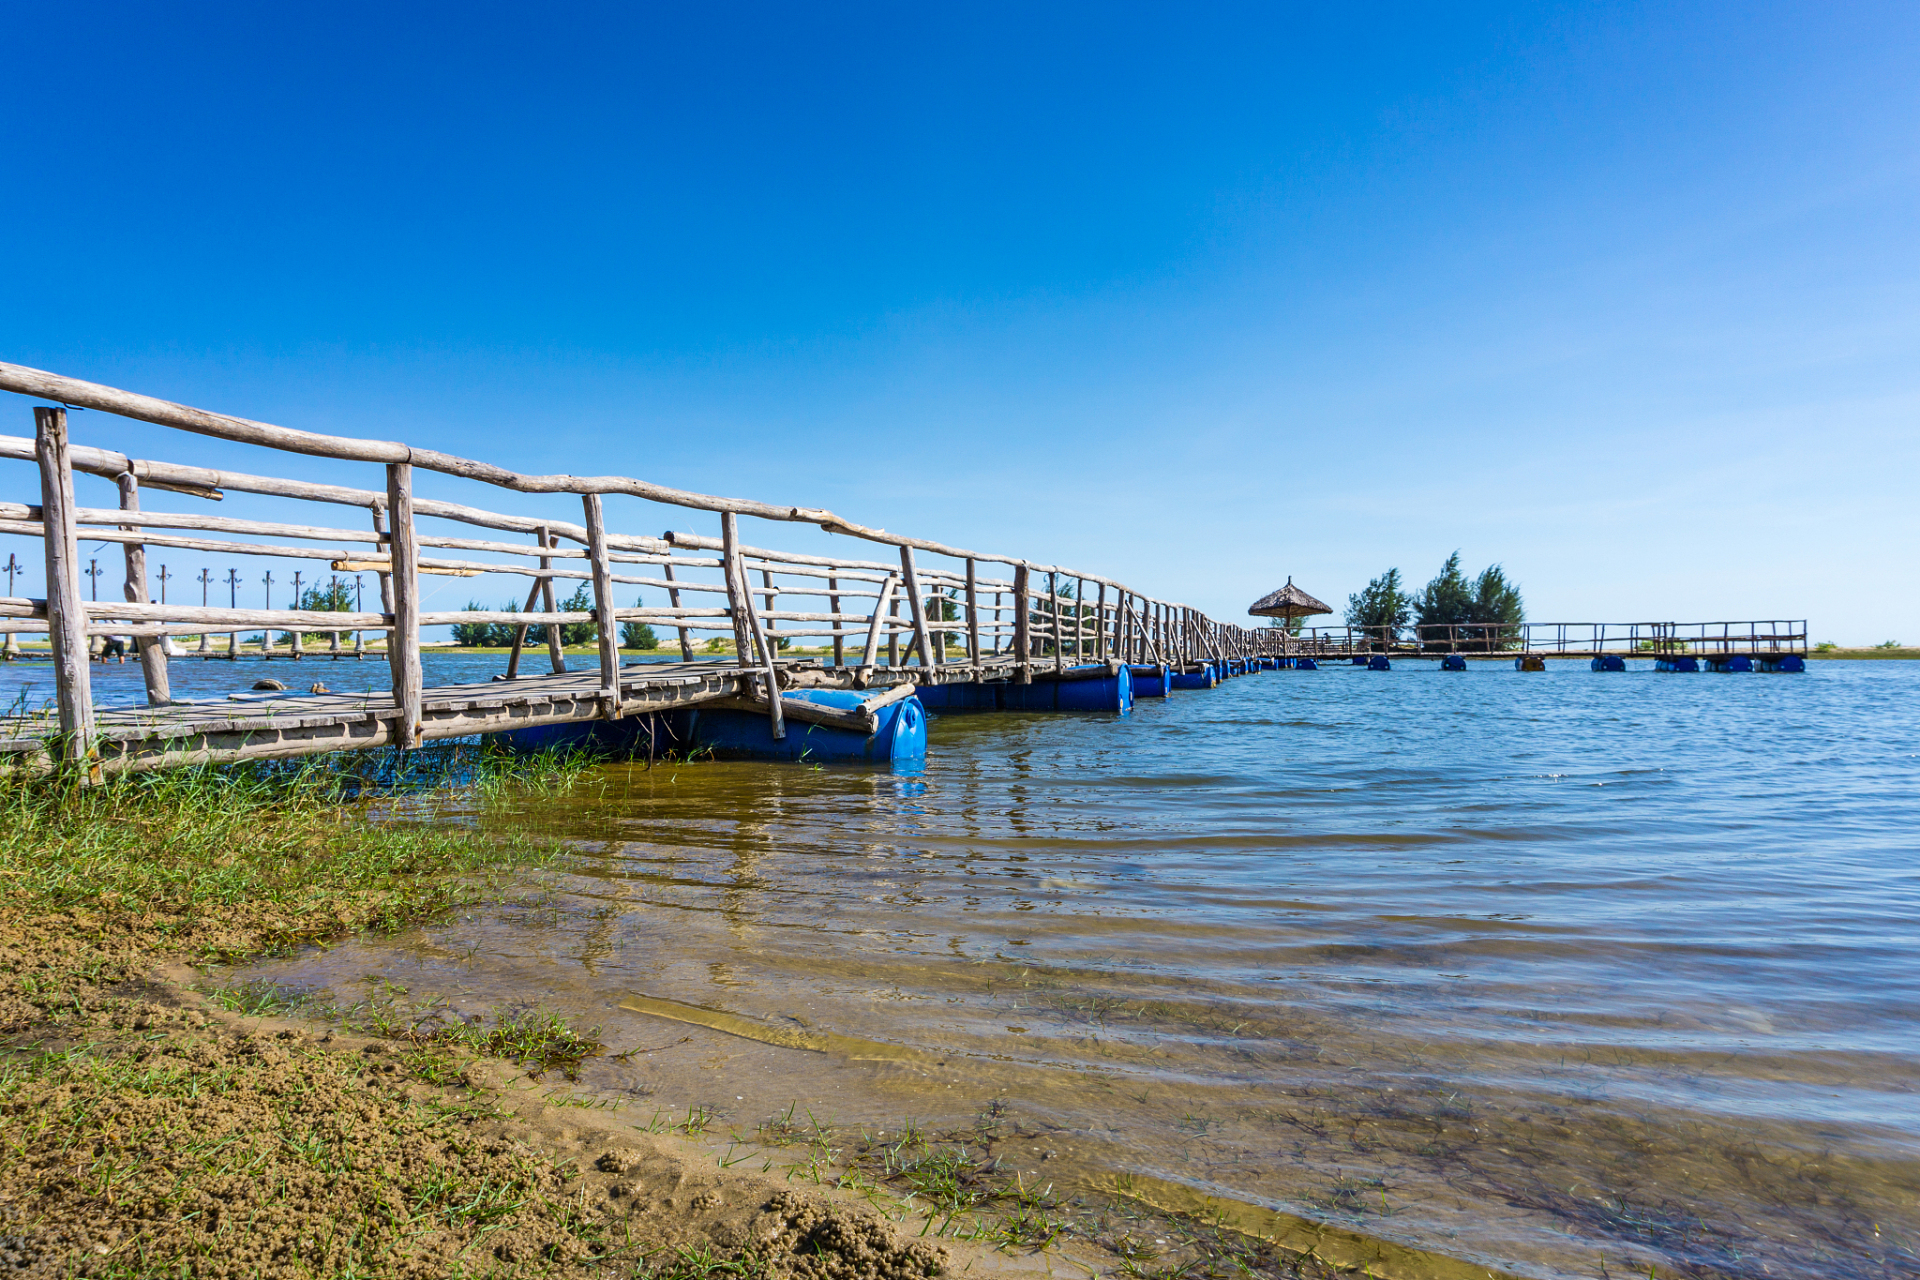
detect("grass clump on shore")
(1, 749), (957, 1278)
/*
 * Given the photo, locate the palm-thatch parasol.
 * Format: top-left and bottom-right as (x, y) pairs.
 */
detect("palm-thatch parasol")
(1248, 577), (1332, 660)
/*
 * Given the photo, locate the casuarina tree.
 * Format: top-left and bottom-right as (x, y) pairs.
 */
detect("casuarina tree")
(1346, 568), (1411, 639)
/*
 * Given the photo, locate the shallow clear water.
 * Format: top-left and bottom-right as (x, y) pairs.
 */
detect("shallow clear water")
(216, 657), (1918, 1279)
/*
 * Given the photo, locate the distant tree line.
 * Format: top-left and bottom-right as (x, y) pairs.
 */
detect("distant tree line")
(1346, 552), (1524, 645)
(451, 585), (659, 649)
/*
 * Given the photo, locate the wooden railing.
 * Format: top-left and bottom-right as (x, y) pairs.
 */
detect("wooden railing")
(1, 362), (1279, 766)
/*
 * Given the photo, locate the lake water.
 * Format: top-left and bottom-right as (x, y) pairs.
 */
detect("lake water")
(61, 650), (1914, 1279)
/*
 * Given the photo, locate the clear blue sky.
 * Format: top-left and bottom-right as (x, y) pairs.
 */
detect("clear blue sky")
(4, 2), (1915, 642)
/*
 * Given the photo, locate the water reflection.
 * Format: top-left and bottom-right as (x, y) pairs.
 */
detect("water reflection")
(235, 661), (1920, 1280)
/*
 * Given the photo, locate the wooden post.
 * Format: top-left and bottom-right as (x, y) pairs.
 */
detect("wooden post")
(721, 514), (756, 663)
(665, 561), (696, 661)
(384, 463), (423, 749)
(35, 407), (96, 772)
(859, 574), (897, 678)
(115, 472), (171, 706)
(964, 558), (980, 666)
(761, 568), (781, 659)
(828, 574), (845, 668)
(1098, 583), (1110, 663)
(504, 526), (559, 679)
(370, 505), (395, 639)
(1048, 573), (1065, 672)
(721, 512), (782, 738)
(538, 527), (565, 673)
(887, 592), (901, 669)
(1013, 565), (1031, 681)
(899, 546), (936, 668)
(582, 494), (623, 718)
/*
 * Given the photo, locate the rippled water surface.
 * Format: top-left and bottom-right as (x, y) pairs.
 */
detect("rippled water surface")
(210, 656), (1918, 1279)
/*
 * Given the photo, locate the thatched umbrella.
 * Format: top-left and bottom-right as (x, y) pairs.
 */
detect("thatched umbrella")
(1248, 577), (1332, 661)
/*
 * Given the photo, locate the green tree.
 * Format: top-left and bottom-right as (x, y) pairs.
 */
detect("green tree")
(1346, 568), (1410, 638)
(1415, 552), (1474, 629)
(558, 584), (596, 646)
(294, 579), (358, 644)
(1469, 565), (1524, 629)
(618, 595), (659, 650)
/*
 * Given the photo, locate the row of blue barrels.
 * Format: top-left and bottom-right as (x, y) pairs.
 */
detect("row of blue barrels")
(487, 687), (928, 764)
(1344, 653), (1806, 673)
(487, 653), (1296, 765)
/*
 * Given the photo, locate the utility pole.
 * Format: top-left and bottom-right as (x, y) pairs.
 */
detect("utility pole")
(261, 570), (275, 659)
(197, 569), (213, 654)
(1, 553), (18, 659)
(225, 569), (242, 658)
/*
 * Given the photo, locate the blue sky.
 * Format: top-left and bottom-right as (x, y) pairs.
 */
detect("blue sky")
(3, 2), (1915, 642)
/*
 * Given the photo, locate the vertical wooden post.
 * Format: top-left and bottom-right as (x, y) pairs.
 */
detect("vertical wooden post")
(859, 574), (897, 679)
(115, 472), (171, 707)
(760, 568), (781, 659)
(722, 512), (783, 739)
(384, 464), (423, 749)
(1048, 573), (1065, 672)
(828, 574), (845, 668)
(899, 546), (935, 668)
(36, 408), (96, 772)
(964, 559), (980, 667)
(537, 527), (565, 673)
(582, 494), (623, 718)
(887, 593), (901, 669)
(1013, 565), (1031, 681)
(370, 505), (395, 629)
(721, 514), (756, 663)
(666, 561), (696, 661)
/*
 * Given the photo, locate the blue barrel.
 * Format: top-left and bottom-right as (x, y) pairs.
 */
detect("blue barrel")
(1655, 656), (1701, 673)
(1774, 655), (1806, 673)
(1709, 655), (1755, 673)
(1367, 654), (1391, 671)
(1130, 664), (1169, 697)
(999, 664), (1133, 713)
(914, 682), (1001, 712)
(682, 689), (927, 761)
(1440, 654), (1466, 671)
(1294, 657), (1318, 671)
(489, 691), (926, 763)
(1591, 654), (1627, 672)
(1170, 666), (1216, 690)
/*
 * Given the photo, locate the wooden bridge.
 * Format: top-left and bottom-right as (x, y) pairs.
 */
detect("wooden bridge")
(0, 363), (1279, 779)
(1280, 620), (1809, 662)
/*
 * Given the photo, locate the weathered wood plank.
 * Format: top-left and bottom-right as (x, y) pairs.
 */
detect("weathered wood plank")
(34, 407), (95, 774)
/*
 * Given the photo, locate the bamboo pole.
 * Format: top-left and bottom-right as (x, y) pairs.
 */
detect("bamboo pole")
(583, 494), (623, 718)
(35, 407), (96, 774)
(384, 464), (423, 748)
(116, 473), (171, 706)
